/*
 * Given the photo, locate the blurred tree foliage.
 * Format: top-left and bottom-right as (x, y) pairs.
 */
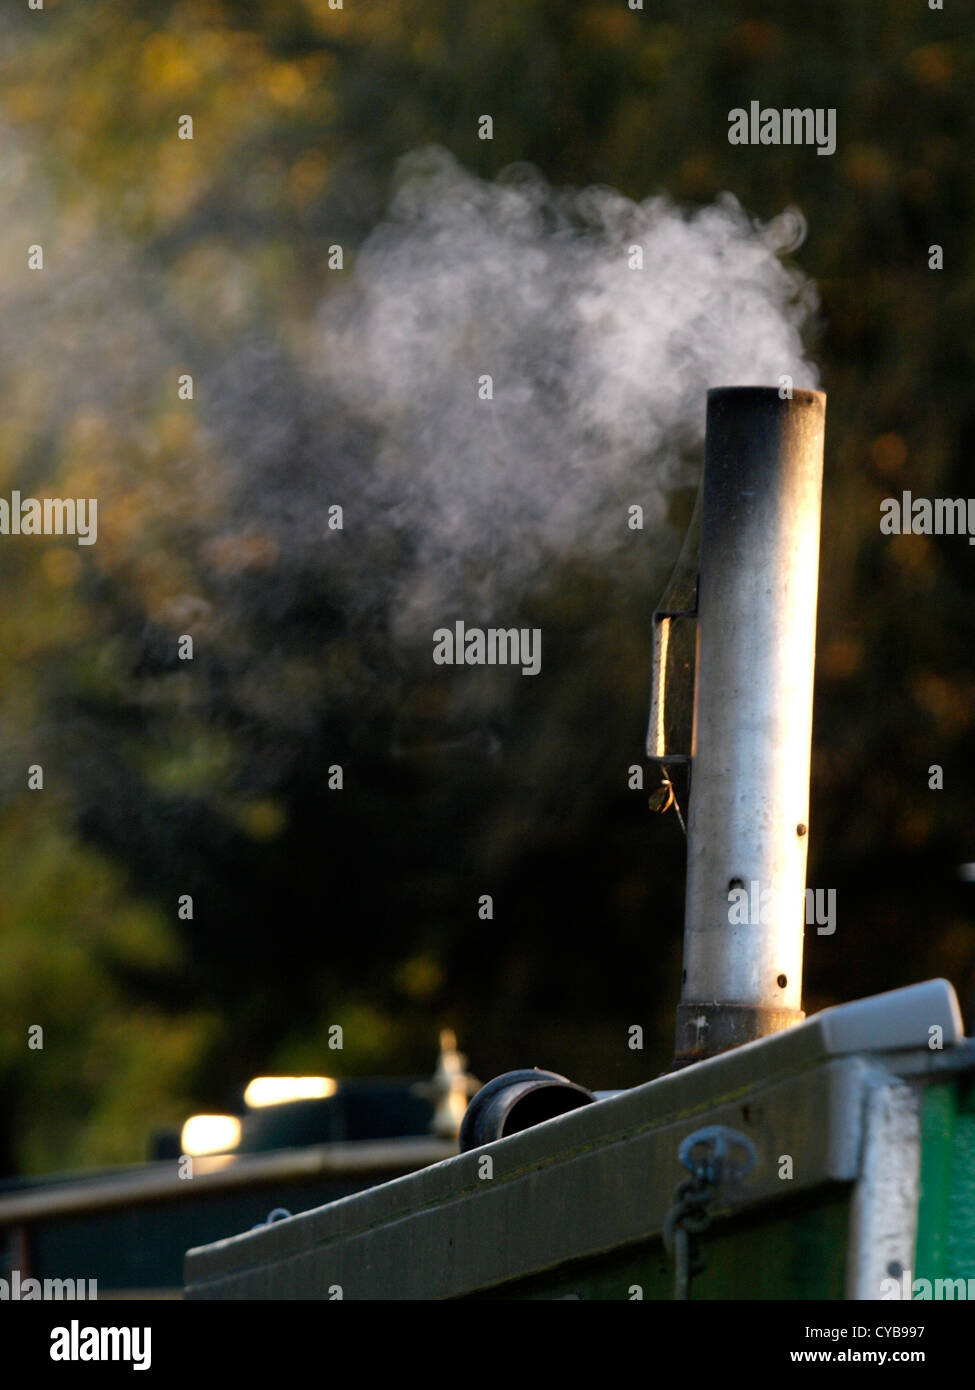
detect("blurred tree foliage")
(0, 0), (973, 1173)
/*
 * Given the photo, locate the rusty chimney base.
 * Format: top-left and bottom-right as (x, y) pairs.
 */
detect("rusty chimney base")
(673, 1002), (806, 1068)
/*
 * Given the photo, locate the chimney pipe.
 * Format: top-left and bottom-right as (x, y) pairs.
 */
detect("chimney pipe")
(674, 386), (826, 1065)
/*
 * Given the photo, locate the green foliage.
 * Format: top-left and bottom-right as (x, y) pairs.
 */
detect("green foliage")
(0, 0), (973, 1173)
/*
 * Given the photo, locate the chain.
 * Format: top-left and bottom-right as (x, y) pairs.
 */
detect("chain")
(662, 1125), (757, 1299)
(662, 1176), (715, 1299)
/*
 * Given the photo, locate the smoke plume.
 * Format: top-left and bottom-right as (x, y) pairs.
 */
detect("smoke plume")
(313, 146), (818, 638)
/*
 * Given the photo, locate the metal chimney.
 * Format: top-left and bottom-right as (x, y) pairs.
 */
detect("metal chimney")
(673, 386), (826, 1065)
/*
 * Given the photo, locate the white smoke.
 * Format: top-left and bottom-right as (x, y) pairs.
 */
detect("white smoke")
(317, 147), (819, 638)
(0, 128), (820, 726)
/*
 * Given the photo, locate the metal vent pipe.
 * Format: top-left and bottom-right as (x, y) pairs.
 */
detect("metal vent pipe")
(674, 386), (826, 1065)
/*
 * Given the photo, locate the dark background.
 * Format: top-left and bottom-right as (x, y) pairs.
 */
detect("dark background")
(0, 0), (972, 1175)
